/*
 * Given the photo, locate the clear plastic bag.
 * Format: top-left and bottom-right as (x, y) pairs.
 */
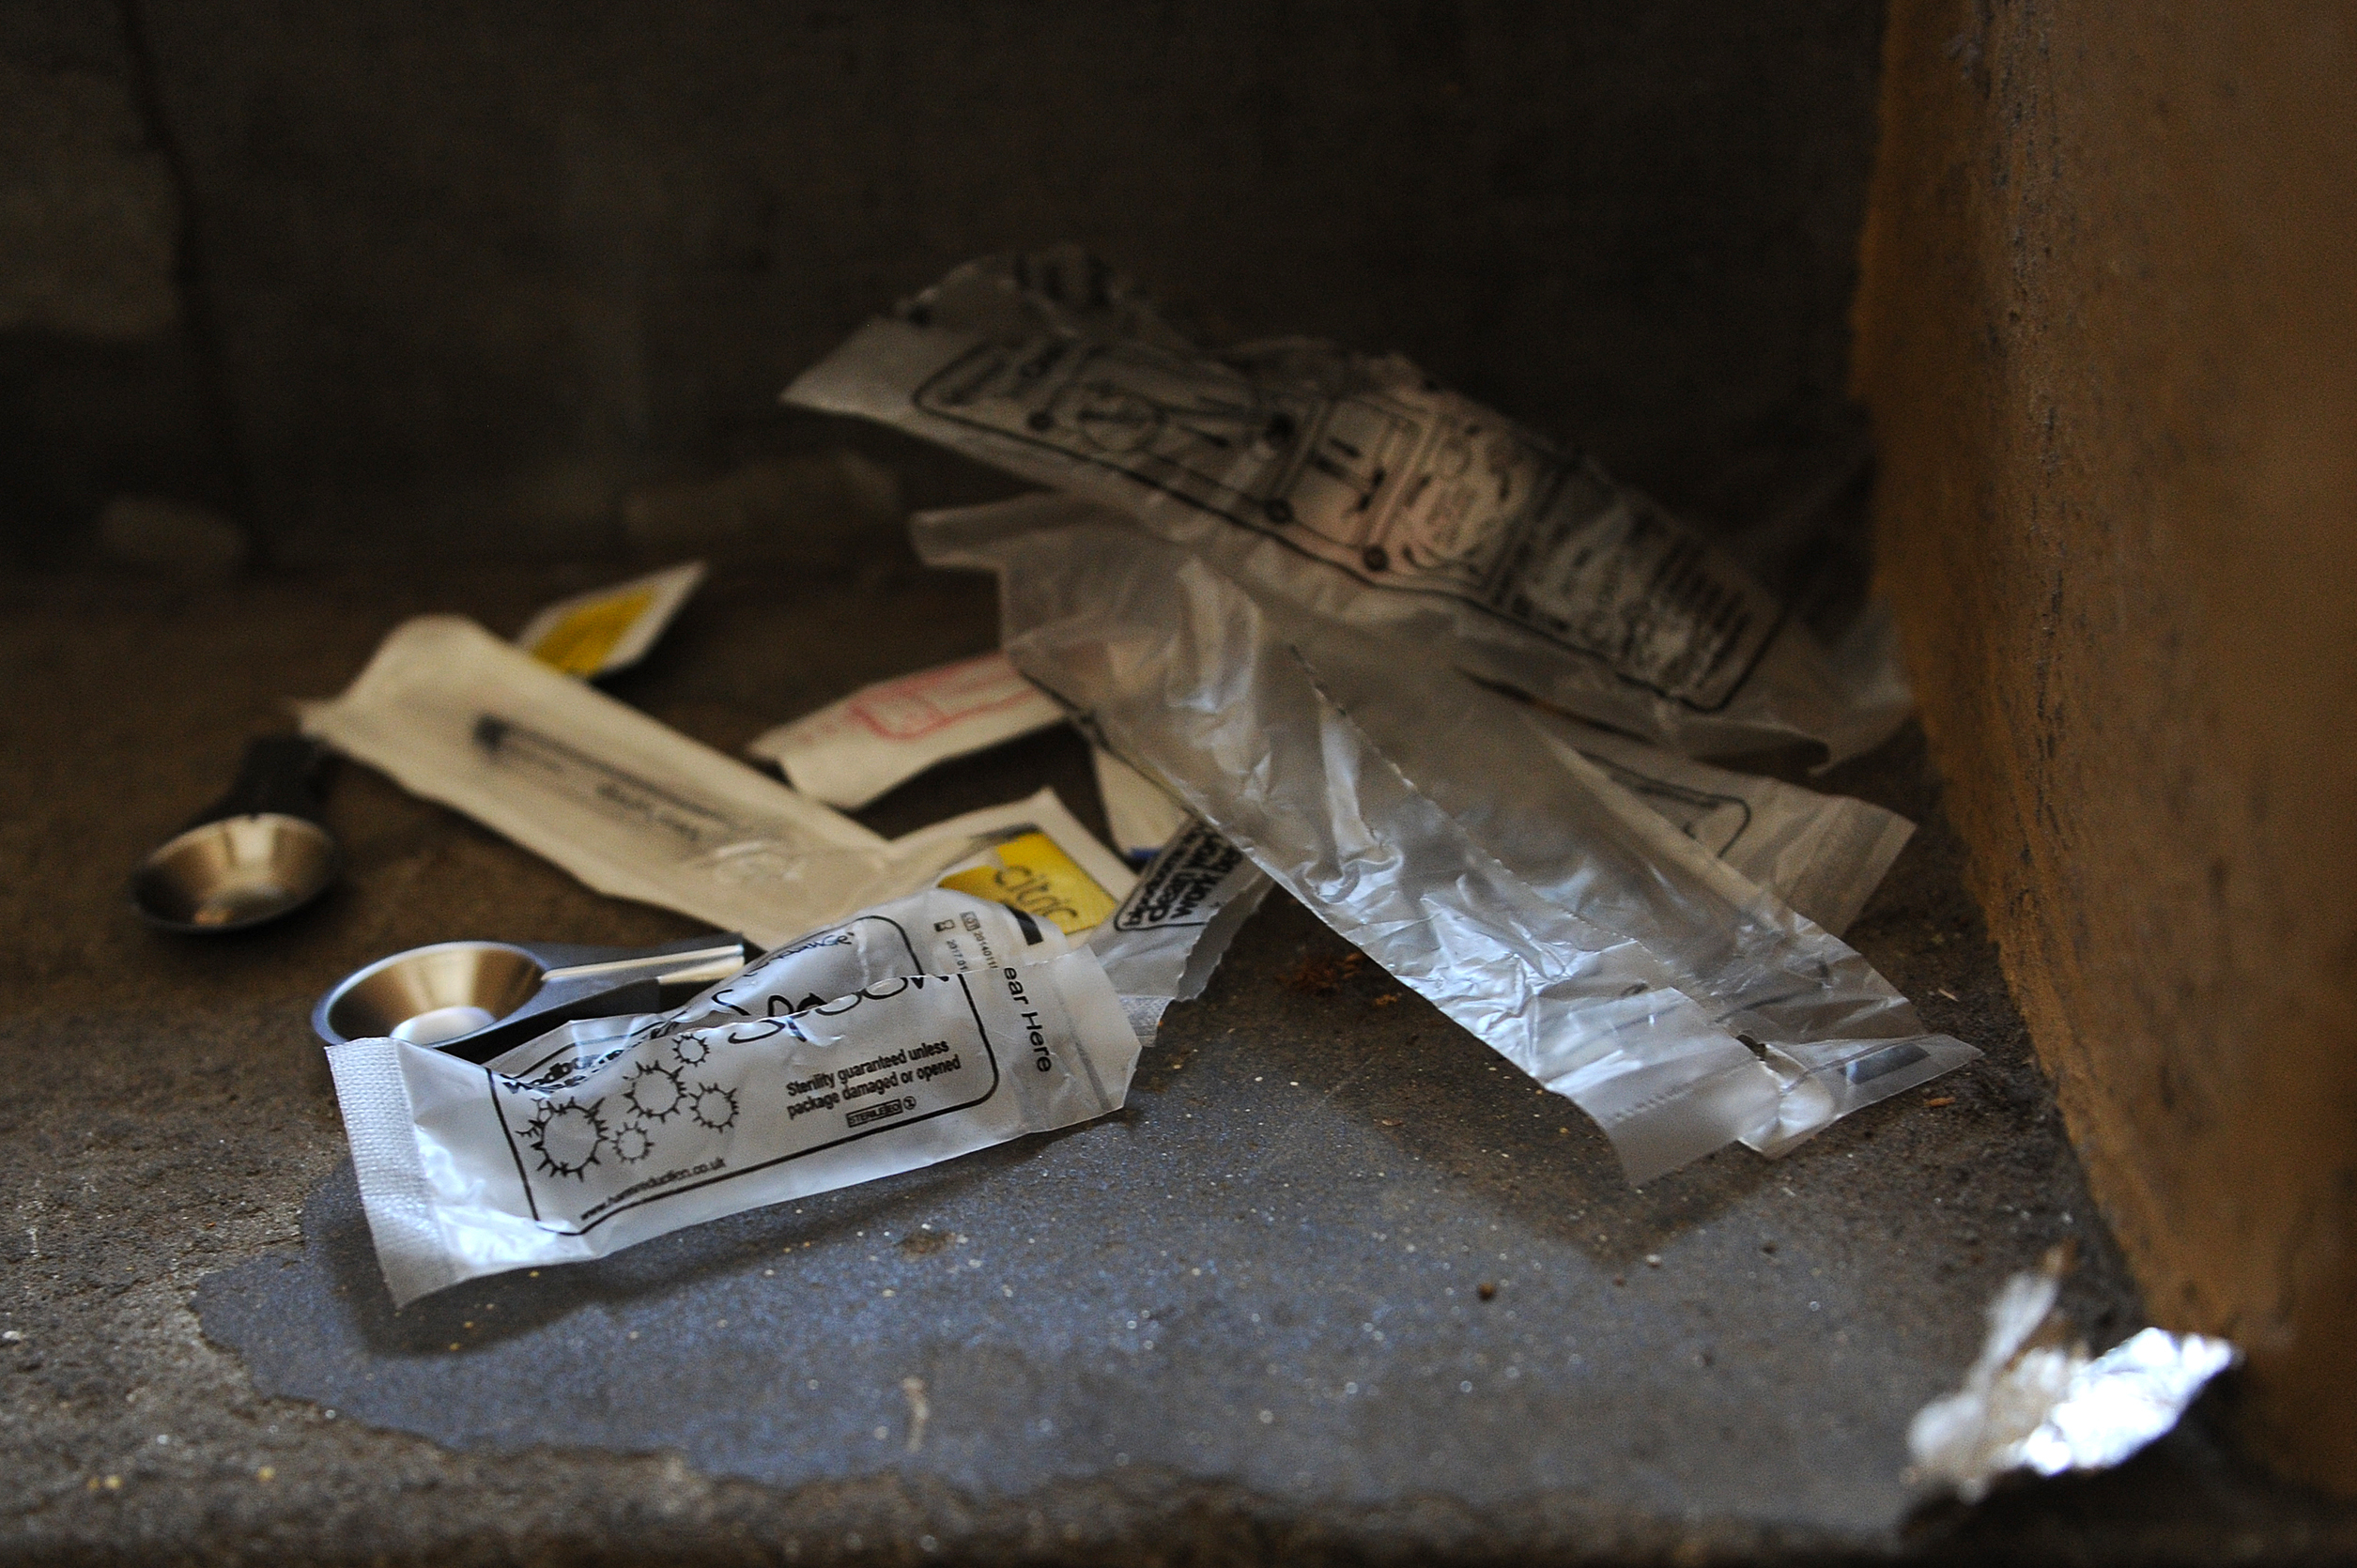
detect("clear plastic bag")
(1516, 711), (1914, 936)
(786, 247), (1908, 763)
(328, 888), (1134, 1305)
(916, 499), (1974, 1178)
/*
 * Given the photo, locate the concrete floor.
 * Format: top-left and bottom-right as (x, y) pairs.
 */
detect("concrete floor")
(4, 559), (2352, 1564)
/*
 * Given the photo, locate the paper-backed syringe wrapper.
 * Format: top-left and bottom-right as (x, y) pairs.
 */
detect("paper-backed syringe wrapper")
(327, 888), (1136, 1306)
(300, 617), (1133, 948)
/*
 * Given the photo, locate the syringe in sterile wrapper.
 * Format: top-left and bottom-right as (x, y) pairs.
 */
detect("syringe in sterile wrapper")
(472, 714), (751, 853)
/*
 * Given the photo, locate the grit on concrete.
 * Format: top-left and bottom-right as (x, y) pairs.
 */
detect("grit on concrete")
(3, 559), (2351, 1565)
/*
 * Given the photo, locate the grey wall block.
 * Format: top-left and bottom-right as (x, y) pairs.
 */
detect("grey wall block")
(135, 0), (1884, 561)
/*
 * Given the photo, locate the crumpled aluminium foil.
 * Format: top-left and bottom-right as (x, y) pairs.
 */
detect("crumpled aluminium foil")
(1907, 1255), (2240, 1500)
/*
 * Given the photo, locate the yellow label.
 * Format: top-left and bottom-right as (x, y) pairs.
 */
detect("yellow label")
(939, 830), (1119, 935)
(529, 589), (656, 676)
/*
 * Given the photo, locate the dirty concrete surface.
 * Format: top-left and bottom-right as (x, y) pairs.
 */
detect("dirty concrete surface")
(4, 559), (2354, 1566)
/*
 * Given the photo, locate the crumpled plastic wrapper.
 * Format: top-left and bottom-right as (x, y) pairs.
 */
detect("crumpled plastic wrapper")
(1908, 1251), (2240, 1500)
(785, 245), (1910, 763)
(916, 496), (1974, 1182)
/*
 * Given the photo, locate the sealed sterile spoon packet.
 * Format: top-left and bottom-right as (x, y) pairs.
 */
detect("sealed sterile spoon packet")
(326, 887), (1135, 1306)
(784, 245), (1910, 763)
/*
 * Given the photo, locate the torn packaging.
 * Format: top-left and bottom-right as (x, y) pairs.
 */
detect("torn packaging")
(329, 889), (1134, 1306)
(784, 246), (1908, 764)
(1089, 818), (1274, 1042)
(917, 500), (1974, 1180)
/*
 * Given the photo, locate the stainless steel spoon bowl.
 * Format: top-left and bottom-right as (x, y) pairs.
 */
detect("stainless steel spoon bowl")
(133, 736), (338, 934)
(132, 813), (339, 931)
(316, 940), (552, 1046)
(313, 932), (750, 1063)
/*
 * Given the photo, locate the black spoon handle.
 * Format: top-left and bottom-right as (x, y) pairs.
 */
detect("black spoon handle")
(194, 735), (333, 827)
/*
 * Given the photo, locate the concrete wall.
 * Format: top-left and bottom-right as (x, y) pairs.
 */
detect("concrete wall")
(0, 2), (239, 566)
(3, 0), (1886, 566)
(1855, 1), (2357, 1493)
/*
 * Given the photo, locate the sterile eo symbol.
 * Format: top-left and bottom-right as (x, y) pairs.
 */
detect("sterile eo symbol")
(522, 1096), (608, 1179)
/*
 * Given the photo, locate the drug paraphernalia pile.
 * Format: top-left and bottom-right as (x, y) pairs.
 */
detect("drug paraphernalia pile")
(302, 248), (1975, 1308)
(781, 249), (1971, 1181)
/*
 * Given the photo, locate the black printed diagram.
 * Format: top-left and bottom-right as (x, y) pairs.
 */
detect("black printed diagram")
(522, 1097), (609, 1179)
(687, 1082), (739, 1132)
(510, 1037), (741, 1182)
(624, 1062), (686, 1122)
(916, 338), (1547, 600)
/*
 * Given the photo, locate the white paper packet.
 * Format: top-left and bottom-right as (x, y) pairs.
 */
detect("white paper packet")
(784, 247), (1908, 763)
(1089, 818), (1274, 1040)
(746, 650), (1066, 807)
(1092, 746), (1194, 864)
(917, 500), (1974, 1177)
(1516, 712), (1915, 935)
(742, 643), (1192, 863)
(516, 561), (707, 677)
(328, 892), (1136, 1305)
(300, 617), (1131, 946)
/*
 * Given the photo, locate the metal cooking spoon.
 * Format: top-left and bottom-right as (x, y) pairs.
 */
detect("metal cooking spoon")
(312, 931), (752, 1064)
(131, 735), (338, 933)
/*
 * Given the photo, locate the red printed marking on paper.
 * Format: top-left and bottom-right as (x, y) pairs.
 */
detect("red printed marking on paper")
(848, 653), (1045, 741)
